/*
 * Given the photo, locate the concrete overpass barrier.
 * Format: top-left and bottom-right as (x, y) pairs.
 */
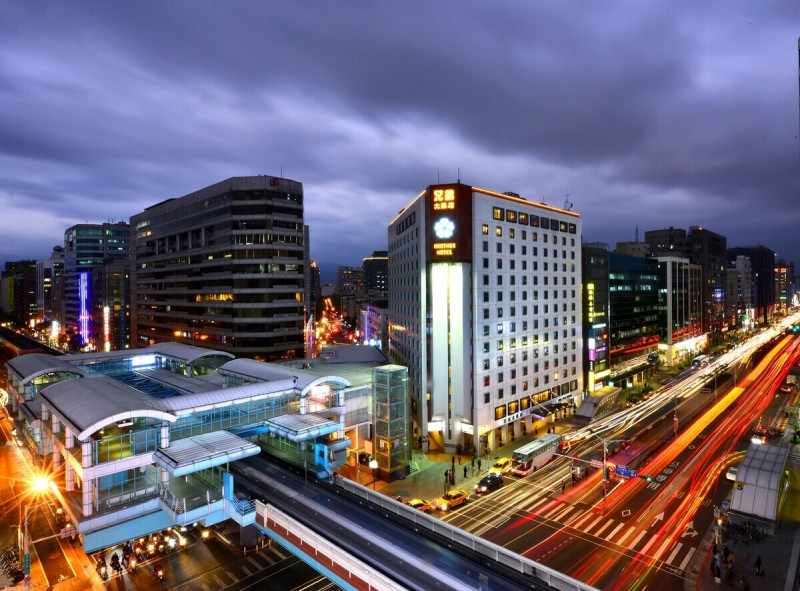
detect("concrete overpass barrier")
(255, 499), (409, 591)
(336, 477), (600, 591)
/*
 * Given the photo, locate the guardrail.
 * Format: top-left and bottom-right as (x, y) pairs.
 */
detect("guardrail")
(336, 478), (600, 591)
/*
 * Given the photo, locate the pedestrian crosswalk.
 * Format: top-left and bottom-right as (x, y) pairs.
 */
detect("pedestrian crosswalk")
(170, 544), (298, 591)
(534, 500), (699, 573)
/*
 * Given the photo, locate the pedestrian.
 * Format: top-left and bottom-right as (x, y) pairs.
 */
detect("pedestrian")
(713, 564), (721, 584)
(477, 458), (482, 471)
(451, 455), (455, 469)
(723, 545), (730, 561)
(444, 469), (449, 481)
(456, 443), (462, 457)
(471, 457), (475, 469)
(463, 465), (468, 479)
(754, 556), (763, 576)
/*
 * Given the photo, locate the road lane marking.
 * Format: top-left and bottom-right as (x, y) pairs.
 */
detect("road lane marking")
(679, 547), (696, 570)
(247, 556), (262, 569)
(584, 515), (604, 533)
(630, 530), (647, 550)
(593, 519), (615, 537)
(605, 522), (625, 541)
(241, 565), (252, 575)
(666, 542), (682, 565)
(572, 512), (595, 529)
(617, 526), (636, 545)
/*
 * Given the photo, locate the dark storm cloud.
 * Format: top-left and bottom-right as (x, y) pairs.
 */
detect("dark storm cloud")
(0, 1), (797, 274)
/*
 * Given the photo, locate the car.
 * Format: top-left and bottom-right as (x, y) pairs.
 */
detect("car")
(489, 457), (512, 475)
(726, 467), (738, 482)
(779, 383), (794, 394)
(474, 473), (503, 495)
(406, 498), (433, 513)
(436, 489), (469, 511)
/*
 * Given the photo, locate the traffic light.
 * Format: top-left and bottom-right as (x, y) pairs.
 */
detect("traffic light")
(638, 474), (653, 482)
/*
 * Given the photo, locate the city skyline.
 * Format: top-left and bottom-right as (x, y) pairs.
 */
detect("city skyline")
(1, 2), (799, 273)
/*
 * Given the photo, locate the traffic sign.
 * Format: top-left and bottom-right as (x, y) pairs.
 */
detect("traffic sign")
(630, 470), (638, 478)
(589, 459), (603, 468)
(714, 506), (720, 519)
(23, 553), (30, 575)
(722, 501), (730, 510)
(616, 465), (629, 477)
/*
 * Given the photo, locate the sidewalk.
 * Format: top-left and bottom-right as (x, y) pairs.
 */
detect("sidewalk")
(347, 419), (576, 504)
(686, 465), (800, 591)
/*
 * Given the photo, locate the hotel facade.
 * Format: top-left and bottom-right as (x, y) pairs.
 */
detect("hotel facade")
(388, 183), (582, 454)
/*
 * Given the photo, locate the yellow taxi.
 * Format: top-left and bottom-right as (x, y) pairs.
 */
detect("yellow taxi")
(489, 457), (512, 475)
(435, 489), (469, 511)
(406, 498), (433, 513)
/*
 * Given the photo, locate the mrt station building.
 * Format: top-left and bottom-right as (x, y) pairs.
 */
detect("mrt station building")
(5, 343), (358, 552)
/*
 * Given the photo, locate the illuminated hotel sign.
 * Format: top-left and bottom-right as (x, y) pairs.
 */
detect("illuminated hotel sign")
(79, 271), (90, 345)
(426, 184), (472, 262)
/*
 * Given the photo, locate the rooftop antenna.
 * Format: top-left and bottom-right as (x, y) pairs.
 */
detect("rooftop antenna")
(437, 168), (440, 184)
(563, 193), (573, 211)
(457, 167), (460, 183)
(280, 165), (283, 178)
(635, 226), (639, 242)
(541, 192), (547, 204)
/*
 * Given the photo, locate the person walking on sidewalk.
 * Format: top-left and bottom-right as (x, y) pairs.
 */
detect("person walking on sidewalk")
(463, 465), (468, 479)
(754, 556), (763, 576)
(477, 458), (482, 472)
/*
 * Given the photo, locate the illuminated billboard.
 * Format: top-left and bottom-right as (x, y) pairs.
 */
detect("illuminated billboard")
(426, 184), (473, 262)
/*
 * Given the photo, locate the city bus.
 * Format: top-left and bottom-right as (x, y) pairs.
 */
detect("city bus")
(511, 433), (562, 476)
(691, 354), (709, 369)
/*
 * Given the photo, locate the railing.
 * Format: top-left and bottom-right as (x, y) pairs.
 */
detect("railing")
(336, 478), (601, 591)
(159, 486), (223, 518)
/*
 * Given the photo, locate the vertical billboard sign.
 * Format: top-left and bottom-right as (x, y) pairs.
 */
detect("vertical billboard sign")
(426, 184), (473, 262)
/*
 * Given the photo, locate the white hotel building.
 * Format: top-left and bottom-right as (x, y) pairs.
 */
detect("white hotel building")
(388, 183), (582, 454)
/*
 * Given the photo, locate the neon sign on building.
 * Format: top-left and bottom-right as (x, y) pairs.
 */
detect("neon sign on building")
(79, 271), (90, 345)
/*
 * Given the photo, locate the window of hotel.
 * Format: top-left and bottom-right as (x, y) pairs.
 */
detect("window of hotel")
(522, 275), (527, 284)
(510, 352), (516, 363)
(496, 226), (502, 237)
(483, 309), (490, 319)
(496, 258), (503, 269)
(483, 292), (489, 302)
(496, 276), (502, 286)
(482, 224), (489, 235)
(482, 257), (488, 268)
(496, 242), (502, 253)
(511, 369), (517, 379)
(506, 210), (516, 222)
(510, 306), (516, 315)
(510, 338), (516, 348)
(483, 359), (490, 370)
(523, 366), (528, 376)
(522, 321), (528, 331)
(497, 341), (504, 350)
(523, 381), (528, 391)
(531, 216), (539, 227)
(483, 240), (488, 252)
(483, 342), (490, 353)
(484, 376), (490, 386)
(483, 275), (489, 285)
(541, 217), (550, 229)
(498, 372), (504, 383)
(510, 260), (515, 271)
(510, 243), (515, 253)
(523, 350), (528, 361)
(533, 378), (539, 387)
(484, 392), (490, 404)
(493, 207), (504, 220)
(497, 292), (503, 302)
(497, 307), (503, 317)
(483, 325), (489, 336)
(519, 213), (528, 225)
(508, 398), (518, 411)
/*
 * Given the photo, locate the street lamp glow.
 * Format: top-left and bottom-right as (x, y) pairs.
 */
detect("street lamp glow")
(32, 476), (49, 492)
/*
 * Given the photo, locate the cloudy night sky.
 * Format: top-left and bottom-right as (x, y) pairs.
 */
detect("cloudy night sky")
(1, 2), (798, 280)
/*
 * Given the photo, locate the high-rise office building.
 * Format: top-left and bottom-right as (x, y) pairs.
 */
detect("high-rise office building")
(131, 176), (305, 361)
(654, 256), (703, 364)
(727, 245), (776, 324)
(582, 243), (610, 393)
(363, 251), (388, 299)
(726, 255), (754, 331)
(645, 226), (727, 339)
(63, 222), (131, 350)
(388, 183), (582, 453)
(37, 246), (64, 323)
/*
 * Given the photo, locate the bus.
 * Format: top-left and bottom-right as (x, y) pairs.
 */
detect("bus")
(511, 433), (562, 476)
(691, 355), (709, 369)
